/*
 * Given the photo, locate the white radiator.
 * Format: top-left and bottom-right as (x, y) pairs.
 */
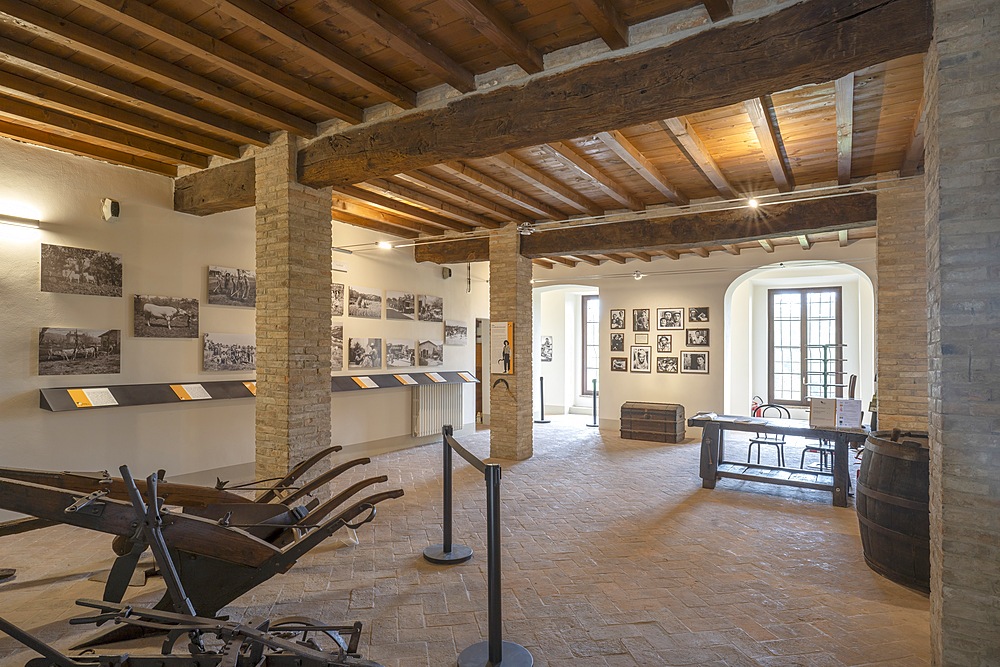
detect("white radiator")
(412, 383), (463, 437)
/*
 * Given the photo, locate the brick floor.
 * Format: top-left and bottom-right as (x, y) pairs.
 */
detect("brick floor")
(0, 416), (930, 666)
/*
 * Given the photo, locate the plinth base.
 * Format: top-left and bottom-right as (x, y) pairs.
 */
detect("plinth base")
(533, 419), (551, 424)
(586, 422), (599, 428)
(458, 640), (533, 667)
(423, 544), (473, 565)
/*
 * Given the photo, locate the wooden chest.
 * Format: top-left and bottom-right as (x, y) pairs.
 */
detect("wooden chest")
(620, 402), (685, 443)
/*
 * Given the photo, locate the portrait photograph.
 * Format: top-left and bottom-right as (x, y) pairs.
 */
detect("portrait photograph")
(418, 339), (444, 366)
(610, 332), (625, 352)
(609, 309), (625, 330)
(688, 307), (710, 323)
(38, 327), (120, 376)
(331, 325), (343, 372)
(207, 266), (255, 307)
(418, 294), (444, 322)
(348, 337), (382, 369)
(40, 243), (122, 297)
(540, 335), (553, 362)
(134, 295), (199, 338)
(632, 308), (650, 332)
(657, 334), (672, 353)
(331, 283), (345, 317)
(610, 357), (628, 372)
(630, 345), (652, 373)
(385, 290), (415, 320)
(686, 328), (710, 347)
(203, 332), (255, 371)
(656, 308), (684, 330)
(349, 286), (382, 318)
(386, 339), (416, 367)
(445, 320), (469, 345)
(682, 351), (709, 374)
(657, 356), (679, 373)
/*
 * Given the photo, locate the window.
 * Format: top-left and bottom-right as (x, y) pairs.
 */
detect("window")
(768, 287), (842, 405)
(582, 295), (600, 395)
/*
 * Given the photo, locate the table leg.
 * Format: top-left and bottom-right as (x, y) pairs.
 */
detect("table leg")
(832, 435), (849, 507)
(699, 423), (720, 489)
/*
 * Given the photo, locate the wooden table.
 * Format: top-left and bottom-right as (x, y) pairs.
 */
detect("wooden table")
(688, 413), (869, 507)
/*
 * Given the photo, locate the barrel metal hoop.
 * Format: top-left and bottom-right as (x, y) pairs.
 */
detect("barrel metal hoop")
(856, 511), (930, 545)
(855, 481), (928, 511)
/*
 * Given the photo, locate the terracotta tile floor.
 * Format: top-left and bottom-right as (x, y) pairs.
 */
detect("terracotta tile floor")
(0, 416), (930, 666)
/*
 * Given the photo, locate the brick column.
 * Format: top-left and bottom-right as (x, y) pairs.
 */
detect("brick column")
(876, 174), (928, 431)
(255, 133), (332, 481)
(925, 3), (1000, 664)
(489, 224), (533, 460)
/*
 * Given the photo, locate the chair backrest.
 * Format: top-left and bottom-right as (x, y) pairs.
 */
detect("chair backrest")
(848, 374), (858, 399)
(756, 403), (791, 420)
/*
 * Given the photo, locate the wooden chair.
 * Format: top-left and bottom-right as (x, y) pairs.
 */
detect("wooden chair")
(747, 404), (791, 467)
(801, 374), (858, 470)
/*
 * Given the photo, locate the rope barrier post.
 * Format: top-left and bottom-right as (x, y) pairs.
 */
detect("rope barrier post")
(533, 377), (550, 424)
(587, 378), (599, 427)
(423, 425), (472, 565)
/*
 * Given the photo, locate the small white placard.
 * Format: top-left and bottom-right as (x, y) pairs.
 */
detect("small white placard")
(810, 398), (863, 428)
(83, 388), (118, 406)
(352, 376), (378, 389)
(426, 372), (446, 383)
(394, 374), (417, 385)
(180, 383), (212, 400)
(458, 372), (477, 383)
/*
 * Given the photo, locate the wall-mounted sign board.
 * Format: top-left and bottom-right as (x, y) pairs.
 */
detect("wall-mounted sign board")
(40, 380), (256, 412)
(330, 371), (478, 393)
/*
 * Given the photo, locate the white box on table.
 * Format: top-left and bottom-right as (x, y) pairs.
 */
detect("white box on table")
(809, 398), (863, 428)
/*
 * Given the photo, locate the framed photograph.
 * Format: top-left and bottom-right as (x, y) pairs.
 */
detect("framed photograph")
(630, 345), (652, 373)
(540, 335), (553, 362)
(418, 339), (444, 366)
(134, 295), (199, 338)
(386, 339), (415, 367)
(207, 266), (255, 307)
(688, 307), (710, 323)
(385, 291), (414, 320)
(656, 308), (684, 330)
(348, 337), (382, 369)
(38, 328), (120, 375)
(610, 357), (628, 372)
(331, 325), (343, 372)
(657, 356), (679, 373)
(682, 351), (709, 374)
(445, 320), (469, 345)
(418, 294), (444, 322)
(656, 334), (672, 353)
(686, 328), (710, 347)
(610, 332), (625, 352)
(632, 308), (650, 332)
(609, 309), (625, 330)
(348, 286), (382, 318)
(203, 332), (255, 371)
(40, 243), (122, 297)
(331, 283), (345, 317)
(634, 333), (648, 344)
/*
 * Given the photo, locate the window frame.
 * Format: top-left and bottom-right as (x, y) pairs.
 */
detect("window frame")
(767, 287), (843, 406)
(582, 294), (600, 396)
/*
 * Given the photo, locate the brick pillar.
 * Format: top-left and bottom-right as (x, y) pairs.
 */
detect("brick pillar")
(925, 3), (1000, 664)
(489, 224), (533, 460)
(876, 174), (928, 431)
(255, 133), (332, 481)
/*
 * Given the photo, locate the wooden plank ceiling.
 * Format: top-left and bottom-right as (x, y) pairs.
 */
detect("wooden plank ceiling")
(0, 0), (925, 267)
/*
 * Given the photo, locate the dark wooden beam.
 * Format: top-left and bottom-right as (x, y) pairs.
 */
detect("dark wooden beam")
(744, 95), (795, 192)
(414, 236), (489, 263)
(570, 0), (629, 49)
(174, 160), (255, 215)
(836, 73), (855, 184)
(702, 0), (734, 22)
(443, 0), (544, 74)
(299, 0), (931, 187)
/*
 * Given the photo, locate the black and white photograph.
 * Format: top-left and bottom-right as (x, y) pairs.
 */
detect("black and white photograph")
(610, 357), (628, 372)
(203, 332), (255, 371)
(540, 335), (553, 362)
(386, 339), (416, 367)
(207, 266), (256, 307)
(635, 333), (648, 344)
(418, 339), (444, 366)
(630, 345), (652, 372)
(610, 309), (625, 330)
(331, 283), (345, 317)
(633, 308), (650, 332)
(657, 334), (673, 353)
(657, 356), (679, 373)
(610, 332), (625, 352)
(348, 286), (382, 319)
(331, 325), (343, 372)
(688, 307), (710, 323)
(348, 337), (382, 369)
(418, 294), (444, 322)
(657, 308), (684, 330)
(134, 295), (199, 338)
(686, 328), (710, 346)
(386, 291), (415, 320)
(682, 351), (709, 373)
(445, 320), (469, 345)
(40, 243), (122, 297)
(38, 328), (120, 376)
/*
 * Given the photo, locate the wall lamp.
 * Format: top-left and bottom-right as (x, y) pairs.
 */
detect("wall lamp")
(0, 213), (41, 229)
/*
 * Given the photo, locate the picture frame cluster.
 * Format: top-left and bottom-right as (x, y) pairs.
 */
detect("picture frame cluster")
(609, 306), (710, 374)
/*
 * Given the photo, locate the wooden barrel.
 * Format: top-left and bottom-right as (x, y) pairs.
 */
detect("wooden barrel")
(855, 430), (930, 593)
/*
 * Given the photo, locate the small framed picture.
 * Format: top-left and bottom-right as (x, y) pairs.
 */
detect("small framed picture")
(686, 328), (710, 347)
(682, 351), (709, 374)
(656, 356), (678, 373)
(633, 308), (650, 332)
(610, 309), (626, 330)
(657, 308), (684, 330)
(610, 332), (625, 352)
(656, 334), (672, 353)
(634, 333), (648, 344)
(630, 345), (652, 373)
(611, 357), (628, 372)
(688, 307), (710, 323)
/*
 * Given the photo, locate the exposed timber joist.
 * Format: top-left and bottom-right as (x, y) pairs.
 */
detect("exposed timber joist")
(543, 142), (644, 210)
(174, 159), (254, 215)
(900, 94), (926, 176)
(572, 255), (602, 266)
(533, 259), (556, 269)
(744, 96), (795, 192)
(758, 239), (775, 252)
(661, 116), (737, 199)
(331, 201), (426, 237)
(798, 234), (812, 250)
(490, 153), (603, 215)
(723, 244), (741, 255)
(836, 72), (855, 184)
(691, 247), (710, 258)
(442, 0), (544, 73)
(604, 253), (628, 264)
(335, 184), (475, 232)
(598, 130), (687, 204)
(395, 170), (532, 224)
(549, 256), (579, 267)
(839, 229), (852, 246)
(439, 161), (568, 220)
(570, 0), (629, 50)
(299, 0), (932, 187)
(702, 0), (734, 21)
(363, 178), (502, 229)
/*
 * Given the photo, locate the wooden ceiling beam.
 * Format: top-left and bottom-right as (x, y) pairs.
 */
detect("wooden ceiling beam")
(604, 253), (628, 264)
(363, 178), (502, 229)
(331, 201), (425, 238)
(211, 0), (417, 109)
(533, 258), (556, 269)
(442, 0), (544, 74)
(396, 170), (531, 224)
(0, 70), (240, 158)
(836, 72), (855, 184)
(332, 199), (440, 235)
(744, 96), (795, 192)
(71, 0), (363, 123)
(722, 244), (741, 255)
(758, 239), (775, 252)
(490, 153), (604, 215)
(299, 0), (932, 187)
(662, 250), (681, 260)
(572, 255), (602, 265)
(691, 247), (710, 258)
(439, 161), (568, 221)
(548, 256), (579, 267)
(631, 252), (653, 262)
(597, 130), (688, 205)
(661, 116), (738, 199)
(0, 35), (268, 145)
(900, 93), (926, 176)
(702, 0), (734, 21)
(175, 159), (254, 216)
(330, 0), (476, 93)
(333, 184), (475, 232)
(0, 0), (316, 137)
(570, 0), (629, 50)
(798, 234), (812, 250)
(544, 142), (645, 210)
(839, 229), (852, 247)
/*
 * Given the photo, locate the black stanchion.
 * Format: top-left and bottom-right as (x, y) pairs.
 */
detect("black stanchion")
(533, 377), (550, 424)
(422, 425), (473, 565)
(587, 378), (599, 427)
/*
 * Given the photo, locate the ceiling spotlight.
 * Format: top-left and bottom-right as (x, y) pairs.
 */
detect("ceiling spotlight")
(377, 240), (394, 250)
(633, 270), (644, 280)
(517, 222), (536, 236)
(747, 197), (759, 209)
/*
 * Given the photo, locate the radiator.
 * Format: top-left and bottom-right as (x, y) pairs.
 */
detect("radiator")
(412, 383), (463, 437)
